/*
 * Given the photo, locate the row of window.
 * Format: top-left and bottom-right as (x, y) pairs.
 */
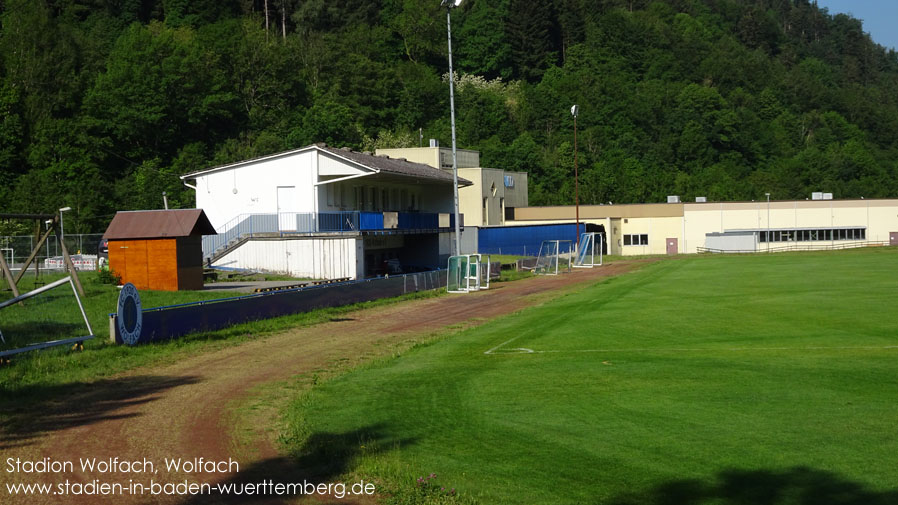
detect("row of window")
(759, 228), (866, 243)
(623, 234), (649, 246)
(325, 184), (420, 212)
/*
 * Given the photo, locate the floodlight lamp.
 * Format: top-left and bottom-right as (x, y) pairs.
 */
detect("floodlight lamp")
(571, 105), (579, 117)
(59, 206), (72, 212)
(440, 0), (463, 7)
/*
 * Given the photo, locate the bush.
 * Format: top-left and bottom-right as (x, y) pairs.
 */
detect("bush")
(96, 267), (121, 285)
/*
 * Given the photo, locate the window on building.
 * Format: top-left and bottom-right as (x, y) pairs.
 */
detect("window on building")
(759, 227), (866, 243)
(623, 234), (648, 246)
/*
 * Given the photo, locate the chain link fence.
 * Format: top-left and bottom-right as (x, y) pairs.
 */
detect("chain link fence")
(0, 233), (104, 272)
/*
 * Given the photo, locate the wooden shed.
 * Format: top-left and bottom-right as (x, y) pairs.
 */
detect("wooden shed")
(104, 209), (216, 291)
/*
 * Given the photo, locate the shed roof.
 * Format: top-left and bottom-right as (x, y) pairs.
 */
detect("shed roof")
(104, 209), (217, 240)
(180, 144), (471, 186)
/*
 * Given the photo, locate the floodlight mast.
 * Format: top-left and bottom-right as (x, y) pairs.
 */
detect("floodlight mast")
(571, 105), (580, 244)
(443, 0), (463, 256)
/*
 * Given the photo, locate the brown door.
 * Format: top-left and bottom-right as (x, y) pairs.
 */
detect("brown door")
(666, 238), (678, 255)
(891, 232), (898, 246)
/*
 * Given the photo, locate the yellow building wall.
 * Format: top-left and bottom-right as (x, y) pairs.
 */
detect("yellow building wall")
(617, 216), (683, 255)
(683, 200), (898, 253)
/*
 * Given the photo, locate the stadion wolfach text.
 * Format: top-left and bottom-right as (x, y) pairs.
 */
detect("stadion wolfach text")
(4, 457), (376, 498)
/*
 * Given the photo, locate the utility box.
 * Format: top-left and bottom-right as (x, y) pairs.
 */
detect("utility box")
(103, 209), (216, 291)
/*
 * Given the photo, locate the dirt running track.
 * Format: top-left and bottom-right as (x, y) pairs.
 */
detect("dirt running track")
(1, 262), (644, 505)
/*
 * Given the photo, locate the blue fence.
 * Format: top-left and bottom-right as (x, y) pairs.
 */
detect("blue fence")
(111, 269), (447, 345)
(478, 223), (605, 256)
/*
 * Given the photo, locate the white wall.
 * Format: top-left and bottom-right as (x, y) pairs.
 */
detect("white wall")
(705, 233), (758, 252)
(194, 151), (318, 230)
(212, 237), (363, 280)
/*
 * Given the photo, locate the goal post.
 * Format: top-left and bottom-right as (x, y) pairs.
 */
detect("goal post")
(574, 232), (603, 268)
(448, 255), (479, 293)
(534, 240), (573, 275)
(479, 254), (491, 290)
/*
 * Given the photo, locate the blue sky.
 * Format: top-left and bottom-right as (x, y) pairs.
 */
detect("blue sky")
(816, 0), (898, 50)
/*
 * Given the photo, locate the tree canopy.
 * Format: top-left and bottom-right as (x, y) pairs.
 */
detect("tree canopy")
(2, 0), (898, 232)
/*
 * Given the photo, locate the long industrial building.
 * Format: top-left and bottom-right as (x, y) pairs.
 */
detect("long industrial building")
(508, 197), (898, 255)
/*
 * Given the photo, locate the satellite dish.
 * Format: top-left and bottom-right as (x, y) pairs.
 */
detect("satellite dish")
(571, 105), (579, 117)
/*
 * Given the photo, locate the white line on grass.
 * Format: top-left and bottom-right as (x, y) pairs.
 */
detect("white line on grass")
(484, 336), (526, 355)
(485, 345), (898, 355)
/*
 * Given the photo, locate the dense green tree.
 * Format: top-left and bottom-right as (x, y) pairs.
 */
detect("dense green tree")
(1, 0), (898, 226)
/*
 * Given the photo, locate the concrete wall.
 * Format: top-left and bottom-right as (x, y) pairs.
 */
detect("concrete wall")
(212, 236), (363, 280)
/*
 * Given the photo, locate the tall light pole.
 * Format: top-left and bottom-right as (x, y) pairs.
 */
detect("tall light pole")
(765, 193), (770, 252)
(442, 0), (463, 256)
(571, 105), (580, 243)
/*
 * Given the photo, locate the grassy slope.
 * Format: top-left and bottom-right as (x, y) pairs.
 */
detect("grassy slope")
(288, 248), (898, 504)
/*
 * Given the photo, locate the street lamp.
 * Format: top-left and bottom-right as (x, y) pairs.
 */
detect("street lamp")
(764, 193), (770, 252)
(571, 105), (580, 243)
(442, 0), (463, 256)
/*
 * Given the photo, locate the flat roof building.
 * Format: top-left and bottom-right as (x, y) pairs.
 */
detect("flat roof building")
(509, 198), (898, 256)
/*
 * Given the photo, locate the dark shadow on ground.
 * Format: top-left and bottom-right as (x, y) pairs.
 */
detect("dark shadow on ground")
(606, 467), (898, 505)
(179, 424), (414, 505)
(0, 374), (200, 449)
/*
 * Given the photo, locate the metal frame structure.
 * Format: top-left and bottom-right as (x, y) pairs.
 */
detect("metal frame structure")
(447, 254), (485, 293)
(534, 240), (574, 275)
(574, 232), (603, 268)
(0, 276), (94, 354)
(479, 254), (491, 290)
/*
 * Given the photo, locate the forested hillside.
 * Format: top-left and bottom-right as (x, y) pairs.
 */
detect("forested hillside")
(2, 0), (898, 232)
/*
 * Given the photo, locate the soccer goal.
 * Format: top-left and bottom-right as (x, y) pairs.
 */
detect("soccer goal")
(574, 232), (603, 268)
(448, 254), (491, 293)
(448, 255), (477, 293)
(534, 240), (573, 275)
(0, 275), (94, 358)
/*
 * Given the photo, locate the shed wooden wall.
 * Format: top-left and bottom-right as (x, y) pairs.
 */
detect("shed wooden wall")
(108, 238), (203, 291)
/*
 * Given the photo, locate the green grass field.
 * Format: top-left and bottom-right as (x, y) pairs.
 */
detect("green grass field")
(287, 248), (898, 505)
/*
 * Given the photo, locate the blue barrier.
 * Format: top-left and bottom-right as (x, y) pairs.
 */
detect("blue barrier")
(110, 269), (447, 345)
(360, 212), (384, 230)
(478, 223), (605, 256)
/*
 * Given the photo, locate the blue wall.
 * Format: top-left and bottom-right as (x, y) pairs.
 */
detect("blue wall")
(478, 224), (604, 256)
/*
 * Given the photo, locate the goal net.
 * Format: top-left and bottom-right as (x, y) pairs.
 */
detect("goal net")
(0, 276), (94, 357)
(448, 254), (489, 293)
(574, 232), (603, 268)
(534, 240), (573, 275)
